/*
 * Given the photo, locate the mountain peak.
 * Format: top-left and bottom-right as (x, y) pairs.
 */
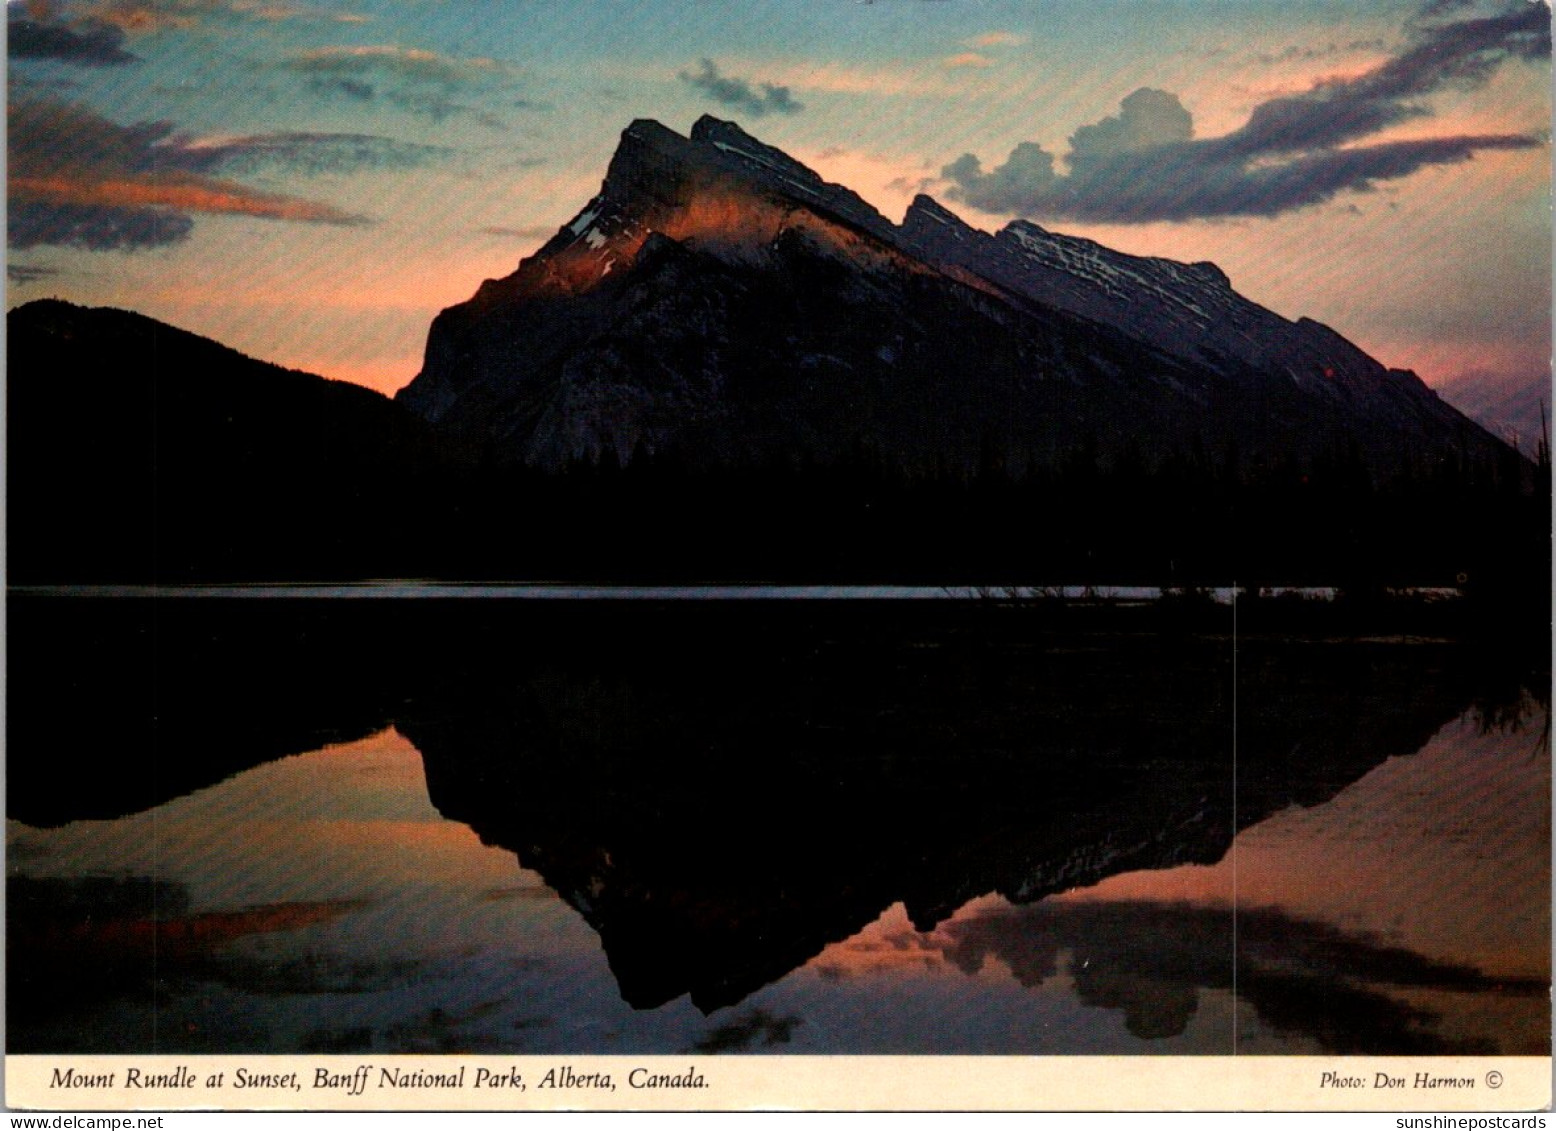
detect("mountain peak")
(688, 113), (752, 144)
(604, 117), (882, 224)
(1186, 260), (1230, 289)
(1005, 218), (1053, 239)
(624, 116), (678, 141)
(688, 114), (830, 196)
(904, 193), (965, 226)
(898, 195), (988, 269)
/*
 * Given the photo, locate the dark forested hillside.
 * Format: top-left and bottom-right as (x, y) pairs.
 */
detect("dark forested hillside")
(8, 299), (440, 582)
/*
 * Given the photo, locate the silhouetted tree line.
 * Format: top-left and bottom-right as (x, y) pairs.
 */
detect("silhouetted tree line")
(13, 408), (1546, 604)
(9, 302), (1546, 612)
(355, 429), (1542, 596)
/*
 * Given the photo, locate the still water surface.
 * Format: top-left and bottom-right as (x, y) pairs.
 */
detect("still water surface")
(7, 598), (1548, 1055)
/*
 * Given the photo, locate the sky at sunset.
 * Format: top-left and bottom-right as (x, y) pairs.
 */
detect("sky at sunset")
(7, 0), (1551, 413)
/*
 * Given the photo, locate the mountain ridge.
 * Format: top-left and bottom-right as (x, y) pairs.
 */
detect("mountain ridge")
(397, 114), (1512, 479)
(7, 297), (441, 582)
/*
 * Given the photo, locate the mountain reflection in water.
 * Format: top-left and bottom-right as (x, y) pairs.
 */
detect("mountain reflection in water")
(7, 597), (1549, 1055)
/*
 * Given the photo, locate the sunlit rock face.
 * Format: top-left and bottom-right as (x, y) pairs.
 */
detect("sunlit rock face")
(397, 115), (1513, 477)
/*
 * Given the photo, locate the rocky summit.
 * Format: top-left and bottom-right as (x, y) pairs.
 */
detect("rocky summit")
(398, 115), (1509, 479)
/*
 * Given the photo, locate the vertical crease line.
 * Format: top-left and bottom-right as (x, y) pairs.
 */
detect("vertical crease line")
(1231, 581), (1239, 1056)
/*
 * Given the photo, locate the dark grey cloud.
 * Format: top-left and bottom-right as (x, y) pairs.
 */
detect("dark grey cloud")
(943, 1), (1549, 222)
(8, 263), (63, 283)
(9, 97), (366, 252)
(177, 132), (453, 176)
(1069, 87), (1192, 161)
(678, 59), (803, 118)
(1254, 38), (1390, 65)
(309, 75), (376, 102)
(8, 8), (139, 66)
(288, 44), (476, 85)
(886, 173), (938, 196)
(10, 201), (195, 251)
(8, 71), (85, 95)
(1221, 0), (1549, 156)
(287, 45), (511, 128)
(385, 88), (504, 128)
(11, 99), (442, 181)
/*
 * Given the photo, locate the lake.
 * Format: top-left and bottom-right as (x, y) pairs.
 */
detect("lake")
(7, 595), (1548, 1055)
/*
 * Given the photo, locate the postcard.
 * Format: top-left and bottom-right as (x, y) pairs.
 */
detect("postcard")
(5, 0), (1551, 1114)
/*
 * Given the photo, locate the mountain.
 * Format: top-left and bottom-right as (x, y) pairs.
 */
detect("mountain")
(6, 124), (1542, 587)
(7, 299), (439, 582)
(398, 606), (1481, 1018)
(398, 115), (1513, 480)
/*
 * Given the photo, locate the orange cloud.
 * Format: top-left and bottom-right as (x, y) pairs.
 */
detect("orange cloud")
(8, 97), (371, 249)
(79, 0), (366, 31)
(290, 43), (506, 82)
(80, 0), (208, 32)
(943, 52), (993, 70)
(965, 32), (1024, 49)
(18, 898), (365, 959)
(11, 172), (364, 224)
(700, 58), (956, 98)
